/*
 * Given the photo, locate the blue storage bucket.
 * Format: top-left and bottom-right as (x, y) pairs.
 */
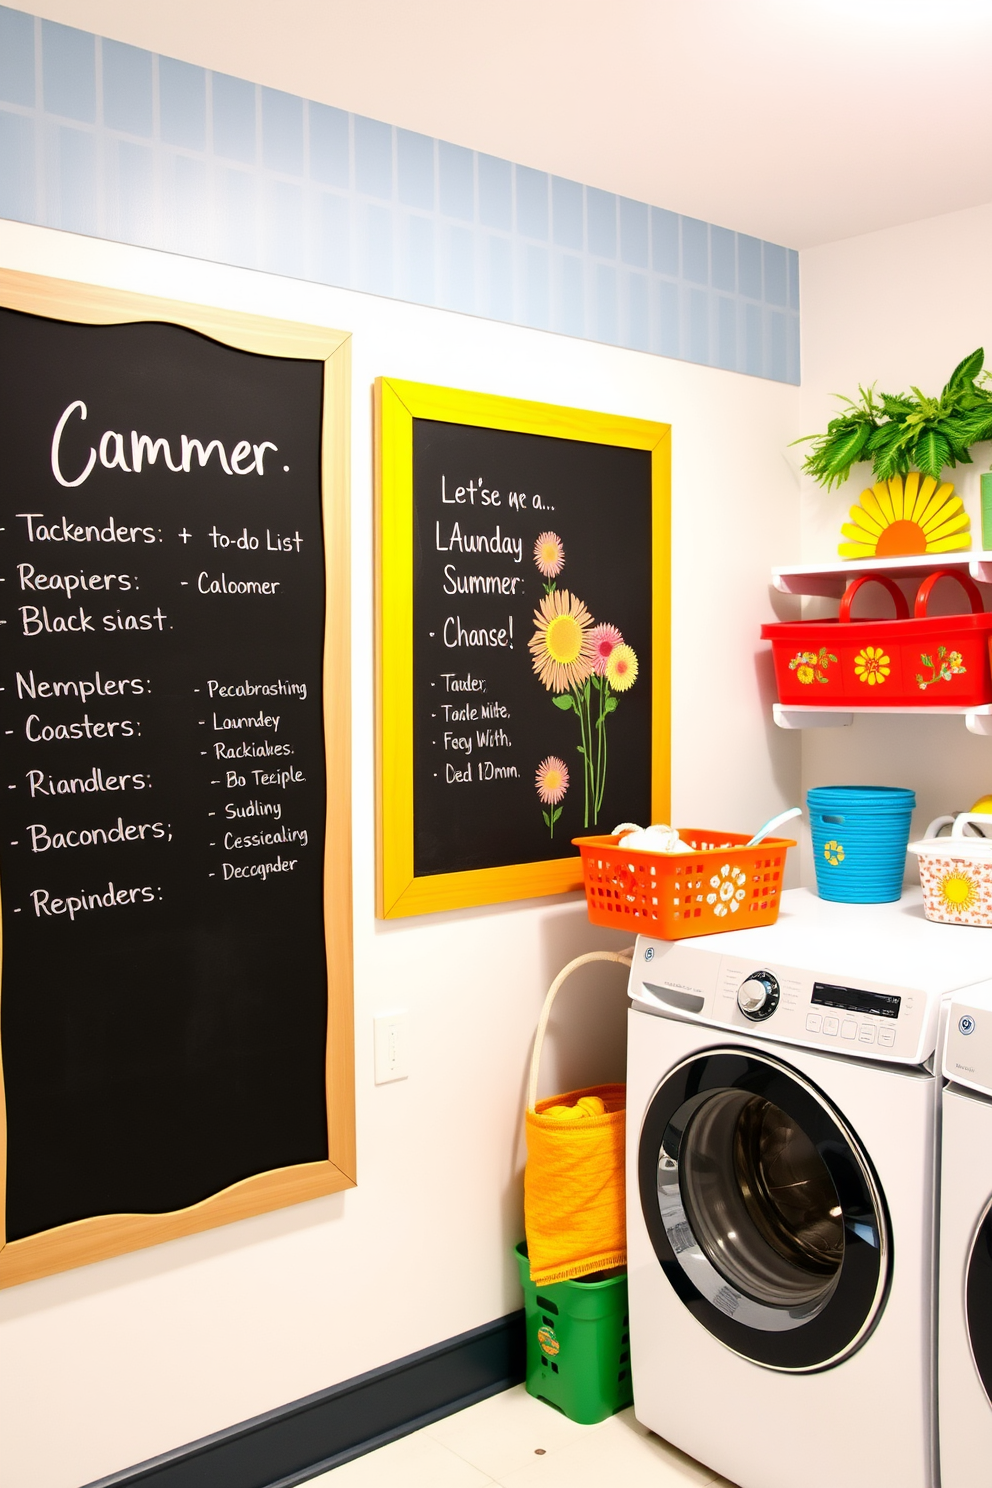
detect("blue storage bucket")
(808, 786), (916, 903)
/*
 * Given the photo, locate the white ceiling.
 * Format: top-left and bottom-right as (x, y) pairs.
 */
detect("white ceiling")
(20, 0), (992, 249)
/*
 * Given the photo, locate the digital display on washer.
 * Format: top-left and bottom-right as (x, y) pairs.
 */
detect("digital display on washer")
(812, 982), (901, 1019)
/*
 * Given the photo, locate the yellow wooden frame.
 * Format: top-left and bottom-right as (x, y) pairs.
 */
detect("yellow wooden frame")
(0, 270), (355, 1289)
(375, 378), (670, 919)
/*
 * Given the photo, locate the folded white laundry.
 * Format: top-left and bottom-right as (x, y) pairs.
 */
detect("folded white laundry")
(612, 822), (695, 854)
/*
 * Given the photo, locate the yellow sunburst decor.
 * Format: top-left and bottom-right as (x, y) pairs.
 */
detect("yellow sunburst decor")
(838, 473), (971, 560)
(939, 870), (979, 912)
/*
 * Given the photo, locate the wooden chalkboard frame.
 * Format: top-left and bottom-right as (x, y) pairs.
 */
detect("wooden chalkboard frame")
(375, 379), (670, 919)
(0, 270), (354, 1289)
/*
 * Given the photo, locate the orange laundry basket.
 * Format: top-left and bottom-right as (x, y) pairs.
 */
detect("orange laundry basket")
(573, 830), (795, 939)
(524, 951), (633, 1286)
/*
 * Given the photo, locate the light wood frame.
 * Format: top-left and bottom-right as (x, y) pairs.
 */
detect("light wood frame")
(0, 270), (355, 1289)
(375, 378), (670, 919)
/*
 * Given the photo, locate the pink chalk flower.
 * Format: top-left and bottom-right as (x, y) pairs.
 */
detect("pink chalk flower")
(534, 531), (565, 578)
(589, 623), (623, 676)
(535, 756), (569, 805)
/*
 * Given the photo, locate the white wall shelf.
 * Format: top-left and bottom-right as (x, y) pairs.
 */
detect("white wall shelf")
(773, 702), (992, 737)
(772, 550), (992, 598)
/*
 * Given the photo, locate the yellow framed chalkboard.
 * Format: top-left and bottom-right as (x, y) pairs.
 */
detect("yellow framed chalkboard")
(0, 270), (354, 1289)
(375, 379), (670, 919)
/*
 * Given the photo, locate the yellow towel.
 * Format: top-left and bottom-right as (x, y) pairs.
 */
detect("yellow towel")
(524, 1082), (626, 1285)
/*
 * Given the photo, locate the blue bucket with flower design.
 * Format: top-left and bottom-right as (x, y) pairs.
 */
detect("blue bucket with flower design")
(808, 786), (916, 903)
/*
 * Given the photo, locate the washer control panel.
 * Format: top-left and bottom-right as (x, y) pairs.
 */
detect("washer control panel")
(737, 971), (780, 1021)
(631, 936), (949, 1065)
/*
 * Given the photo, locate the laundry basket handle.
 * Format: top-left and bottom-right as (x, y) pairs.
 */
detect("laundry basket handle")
(914, 568), (985, 618)
(527, 949), (634, 1112)
(951, 812), (992, 839)
(838, 574), (910, 623)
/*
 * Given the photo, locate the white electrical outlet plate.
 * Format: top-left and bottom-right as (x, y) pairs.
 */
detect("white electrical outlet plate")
(374, 1013), (408, 1084)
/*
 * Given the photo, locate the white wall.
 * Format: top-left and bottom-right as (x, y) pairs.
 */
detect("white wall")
(799, 202), (992, 872)
(0, 219), (800, 1488)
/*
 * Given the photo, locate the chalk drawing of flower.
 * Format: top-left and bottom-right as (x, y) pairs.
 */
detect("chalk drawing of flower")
(529, 590), (594, 693)
(534, 531), (565, 592)
(606, 643), (638, 692)
(536, 755), (569, 839)
(590, 623), (623, 677)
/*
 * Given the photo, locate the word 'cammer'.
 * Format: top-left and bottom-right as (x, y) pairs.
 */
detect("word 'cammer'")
(51, 401), (279, 489)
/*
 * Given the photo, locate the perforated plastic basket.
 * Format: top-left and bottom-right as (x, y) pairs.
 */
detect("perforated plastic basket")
(572, 830), (795, 938)
(515, 1241), (632, 1425)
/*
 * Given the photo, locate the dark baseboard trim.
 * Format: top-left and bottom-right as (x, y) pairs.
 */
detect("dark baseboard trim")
(85, 1311), (526, 1488)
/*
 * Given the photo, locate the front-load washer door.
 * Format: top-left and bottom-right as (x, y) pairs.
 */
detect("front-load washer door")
(967, 1202), (992, 1404)
(637, 1048), (890, 1372)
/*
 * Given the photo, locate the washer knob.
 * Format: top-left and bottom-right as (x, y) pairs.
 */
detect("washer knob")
(737, 971), (780, 1021)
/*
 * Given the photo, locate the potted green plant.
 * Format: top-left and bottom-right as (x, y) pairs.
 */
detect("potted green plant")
(795, 349), (992, 558)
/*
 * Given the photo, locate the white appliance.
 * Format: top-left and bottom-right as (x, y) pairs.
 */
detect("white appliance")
(939, 984), (992, 1488)
(626, 887), (992, 1488)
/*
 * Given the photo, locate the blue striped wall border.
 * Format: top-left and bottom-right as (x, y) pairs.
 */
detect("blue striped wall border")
(0, 6), (800, 383)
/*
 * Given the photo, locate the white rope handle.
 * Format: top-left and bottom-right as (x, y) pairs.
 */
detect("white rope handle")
(527, 948), (634, 1112)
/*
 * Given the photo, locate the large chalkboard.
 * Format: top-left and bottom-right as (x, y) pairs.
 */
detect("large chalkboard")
(377, 381), (670, 918)
(0, 274), (354, 1287)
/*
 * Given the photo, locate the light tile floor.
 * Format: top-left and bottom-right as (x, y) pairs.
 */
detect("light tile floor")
(311, 1385), (739, 1488)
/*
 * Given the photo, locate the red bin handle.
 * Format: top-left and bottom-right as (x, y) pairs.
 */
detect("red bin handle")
(838, 574), (910, 623)
(914, 568), (985, 618)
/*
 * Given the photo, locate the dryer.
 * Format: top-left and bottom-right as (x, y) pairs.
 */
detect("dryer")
(626, 888), (992, 1488)
(939, 984), (992, 1488)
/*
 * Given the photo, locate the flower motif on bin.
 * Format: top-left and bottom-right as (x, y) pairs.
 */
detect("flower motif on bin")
(823, 841), (845, 866)
(916, 646), (966, 691)
(918, 854), (990, 927)
(854, 646), (891, 686)
(706, 863), (747, 916)
(788, 647), (836, 685)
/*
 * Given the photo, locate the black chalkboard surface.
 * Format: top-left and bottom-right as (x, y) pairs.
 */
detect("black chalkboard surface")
(0, 306), (332, 1244)
(413, 420), (653, 875)
(376, 378), (669, 918)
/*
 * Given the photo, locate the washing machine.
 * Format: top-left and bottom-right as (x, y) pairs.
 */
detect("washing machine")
(938, 984), (992, 1487)
(626, 887), (992, 1488)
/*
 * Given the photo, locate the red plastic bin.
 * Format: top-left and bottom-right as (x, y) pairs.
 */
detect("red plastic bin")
(761, 570), (992, 708)
(573, 830), (795, 939)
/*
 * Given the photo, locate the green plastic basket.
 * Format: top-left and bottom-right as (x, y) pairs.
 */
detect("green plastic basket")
(514, 1241), (633, 1425)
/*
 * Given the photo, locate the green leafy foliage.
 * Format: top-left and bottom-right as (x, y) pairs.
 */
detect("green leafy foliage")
(793, 349), (992, 489)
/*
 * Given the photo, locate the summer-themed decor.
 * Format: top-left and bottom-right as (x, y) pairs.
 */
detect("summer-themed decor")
(788, 647), (836, 685)
(794, 348), (992, 491)
(808, 785), (915, 904)
(707, 862), (748, 916)
(529, 539), (640, 829)
(763, 570), (992, 709)
(838, 474), (970, 560)
(793, 348), (992, 559)
(573, 828), (794, 937)
(854, 646), (891, 687)
(917, 647), (967, 691)
(375, 376), (670, 919)
(938, 870), (979, 912)
(534, 531), (565, 593)
(910, 814), (992, 927)
(536, 756), (569, 839)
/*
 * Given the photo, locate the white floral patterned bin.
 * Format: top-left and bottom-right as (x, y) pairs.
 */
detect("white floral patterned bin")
(909, 812), (992, 928)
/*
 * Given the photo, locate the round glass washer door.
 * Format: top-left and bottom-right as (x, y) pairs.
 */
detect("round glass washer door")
(638, 1049), (890, 1372)
(966, 1201), (992, 1403)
